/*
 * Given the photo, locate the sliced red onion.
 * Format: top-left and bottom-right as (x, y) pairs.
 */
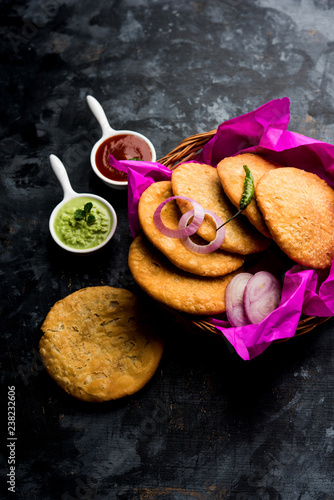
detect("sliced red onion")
(225, 273), (253, 327)
(153, 196), (205, 238)
(178, 209), (226, 254)
(244, 271), (281, 325)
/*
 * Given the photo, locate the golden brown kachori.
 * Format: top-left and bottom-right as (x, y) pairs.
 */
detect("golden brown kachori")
(138, 180), (245, 277)
(217, 153), (278, 237)
(171, 162), (271, 255)
(128, 233), (242, 315)
(39, 286), (163, 402)
(256, 167), (334, 269)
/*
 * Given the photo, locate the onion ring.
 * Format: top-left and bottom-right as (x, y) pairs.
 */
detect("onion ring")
(153, 196), (205, 238)
(244, 271), (281, 324)
(225, 273), (253, 327)
(178, 209), (226, 254)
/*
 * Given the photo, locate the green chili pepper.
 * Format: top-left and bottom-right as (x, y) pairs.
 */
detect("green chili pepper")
(216, 165), (254, 231)
(239, 165), (254, 209)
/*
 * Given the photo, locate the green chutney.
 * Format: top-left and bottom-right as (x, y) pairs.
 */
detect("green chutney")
(54, 197), (112, 249)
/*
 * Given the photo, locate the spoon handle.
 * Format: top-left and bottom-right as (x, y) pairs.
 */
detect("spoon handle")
(49, 154), (77, 200)
(86, 95), (115, 136)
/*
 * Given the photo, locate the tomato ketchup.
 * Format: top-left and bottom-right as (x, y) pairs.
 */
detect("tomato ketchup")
(95, 134), (152, 182)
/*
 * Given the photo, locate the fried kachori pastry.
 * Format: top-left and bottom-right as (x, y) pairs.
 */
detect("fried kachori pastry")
(39, 286), (163, 402)
(138, 180), (245, 277)
(217, 153), (279, 238)
(256, 167), (334, 269)
(128, 233), (242, 315)
(171, 162), (271, 255)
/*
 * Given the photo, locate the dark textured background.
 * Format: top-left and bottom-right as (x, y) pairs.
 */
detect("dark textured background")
(1, 1), (334, 499)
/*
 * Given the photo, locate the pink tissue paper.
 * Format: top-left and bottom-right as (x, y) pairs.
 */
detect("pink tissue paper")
(110, 97), (334, 360)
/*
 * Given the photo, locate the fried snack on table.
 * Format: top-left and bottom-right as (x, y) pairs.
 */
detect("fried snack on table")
(171, 162), (271, 255)
(256, 167), (334, 269)
(128, 233), (242, 315)
(138, 180), (245, 277)
(217, 153), (279, 238)
(39, 286), (163, 402)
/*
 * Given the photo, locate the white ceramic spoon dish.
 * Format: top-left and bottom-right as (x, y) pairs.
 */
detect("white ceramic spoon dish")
(87, 95), (156, 190)
(49, 154), (117, 254)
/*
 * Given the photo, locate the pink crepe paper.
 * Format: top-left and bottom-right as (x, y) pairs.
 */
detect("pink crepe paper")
(111, 98), (334, 360)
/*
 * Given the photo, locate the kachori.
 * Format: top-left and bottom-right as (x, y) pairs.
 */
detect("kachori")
(39, 286), (163, 402)
(128, 233), (242, 315)
(171, 162), (271, 255)
(217, 153), (278, 237)
(138, 180), (245, 276)
(256, 167), (334, 269)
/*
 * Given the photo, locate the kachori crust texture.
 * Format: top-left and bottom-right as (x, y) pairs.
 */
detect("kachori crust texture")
(256, 167), (334, 269)
(128, 233), (241, 315)
(39, 286), (163, 402)
(171, 162), (271, 255)
(217, 153), (278, 238)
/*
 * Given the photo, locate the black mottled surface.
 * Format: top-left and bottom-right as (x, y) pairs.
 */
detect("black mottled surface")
(1, 1), (334, 499)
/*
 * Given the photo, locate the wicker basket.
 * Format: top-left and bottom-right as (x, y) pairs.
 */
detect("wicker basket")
(158, 130), (332, 341)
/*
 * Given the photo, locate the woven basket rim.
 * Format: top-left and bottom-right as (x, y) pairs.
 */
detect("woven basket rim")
(157, 129), (332, 341)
